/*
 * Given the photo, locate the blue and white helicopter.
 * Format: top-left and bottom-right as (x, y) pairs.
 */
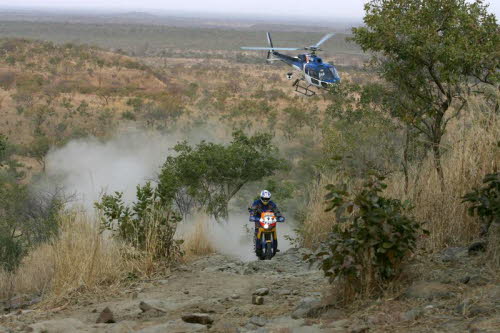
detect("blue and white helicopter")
(241, 32), (341, 96)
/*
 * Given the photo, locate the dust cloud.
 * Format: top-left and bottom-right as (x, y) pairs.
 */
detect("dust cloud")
(179, 213), (296, 262)
(45, 130), (175, 211)
(44, 128), (296, 261)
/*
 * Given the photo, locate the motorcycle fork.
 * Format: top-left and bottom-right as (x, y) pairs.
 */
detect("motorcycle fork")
(257, 228), (277, 244)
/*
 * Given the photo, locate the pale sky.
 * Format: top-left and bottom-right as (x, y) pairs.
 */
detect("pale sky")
(0, 0), (499, 20)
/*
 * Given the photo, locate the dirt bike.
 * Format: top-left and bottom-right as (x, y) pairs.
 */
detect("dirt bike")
(255, 211), (280, 260)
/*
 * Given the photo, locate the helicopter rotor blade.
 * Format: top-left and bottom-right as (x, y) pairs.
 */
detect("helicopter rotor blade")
(312, 33), (335, 48)
(267, 32), (274, 49)
(241, 47), (301, 51)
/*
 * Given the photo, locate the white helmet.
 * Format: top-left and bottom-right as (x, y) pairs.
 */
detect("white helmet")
(260, 190), (271, 204)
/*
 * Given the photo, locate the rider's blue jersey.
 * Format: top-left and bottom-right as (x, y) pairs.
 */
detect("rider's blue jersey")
(248, 200), (283, 222)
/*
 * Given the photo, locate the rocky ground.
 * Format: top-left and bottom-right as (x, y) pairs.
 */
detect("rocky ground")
(0, 244), (499, 333)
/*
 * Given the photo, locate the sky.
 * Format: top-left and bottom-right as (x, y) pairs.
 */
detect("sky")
(0, 0), (499, 20)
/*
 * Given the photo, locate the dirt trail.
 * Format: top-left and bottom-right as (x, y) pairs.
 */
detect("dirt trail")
(0, 249), (331, 332)
(1, 245), (499, 333)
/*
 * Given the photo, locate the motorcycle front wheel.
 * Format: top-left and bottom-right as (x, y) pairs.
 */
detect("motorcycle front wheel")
(265, 242), (273, 260)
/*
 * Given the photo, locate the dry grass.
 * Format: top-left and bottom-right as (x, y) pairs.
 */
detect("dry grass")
(487, 222), (500, 268)
(302, 97), (499, 253)
(300, 174), (344, 248)
(0, 209), (217, 306)
(386, 99), (499, 251)
(0, 212), (135, 306)
(181, 214), (215, 259)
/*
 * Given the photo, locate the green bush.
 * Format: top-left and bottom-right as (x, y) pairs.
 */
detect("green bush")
(462, 172), (500, 235)
(305, 175), (426, 300)
(122, 111), (136, 121)
(158, 131), (287, 220)
(0, 177), (62, 272)
(95, 182), (183, 261)
(0, 233), (24, 272)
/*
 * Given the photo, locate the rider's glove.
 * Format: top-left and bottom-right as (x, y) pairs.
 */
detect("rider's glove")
(278, 216), (285, 222)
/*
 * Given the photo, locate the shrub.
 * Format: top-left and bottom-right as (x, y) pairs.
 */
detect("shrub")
(0, 179), (63, 272)
(305, 175), (426, 301)
(0, 134), (6, 164)
(126, 97), (144, 112)
(462, 172), (500, 235)
(95, 182), (183, 262)
(0, 71), (15, 90)
(121, 111), (136, 121)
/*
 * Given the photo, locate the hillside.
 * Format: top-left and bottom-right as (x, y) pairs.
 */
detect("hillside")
(0, 2), (499, 333)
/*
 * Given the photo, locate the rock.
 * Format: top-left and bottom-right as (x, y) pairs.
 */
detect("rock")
(137, 320), (207, 333)
(244, 323), (258, 331)
(291, 297), (323, 319)
(404, 281), (453, 300)
(138, 301), (167, 318)
(320, 308), (345, 320)
(329, 319), (350, 328)
(104, 321), (137, 333)
(4, 295), (41, 311)
(96, 307), (116, 324)
(252, 295), (264, 305)
(439, 247), (468, 262)
(181, 313), (214, 325)
(350, 325), (369, 333)
(231, 294), (240, 299)
(460, 276), (471, 284)
(277, 289), (291, 296)
(401, 308), (423, 321)
(468, 241), (487, 255)
(253, 288), (270, 296)
(138, 300), (172, 313)
(26, 318), (89, 333)
(183, 290), (189, 294)
(249, 316), (267, 327)
(467, 275), (490, 287)
(0, 326), (11, 333)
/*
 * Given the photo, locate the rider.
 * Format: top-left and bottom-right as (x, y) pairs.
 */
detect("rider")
(248, 190), (285, 255)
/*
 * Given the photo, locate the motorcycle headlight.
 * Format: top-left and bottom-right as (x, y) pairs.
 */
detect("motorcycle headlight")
(264, 224), (269, 229)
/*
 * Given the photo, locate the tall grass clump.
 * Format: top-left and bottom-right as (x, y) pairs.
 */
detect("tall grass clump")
(303, 98), (499, 254)
(181, 214), (215, 259)
(0, 212), (130, 305)
(385, 100), (499, 251)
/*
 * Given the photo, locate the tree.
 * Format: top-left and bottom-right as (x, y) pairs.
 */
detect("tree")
(158, 131), (287, 220)
(0, 178), (63, 272)
(353, 0), (499, 190)
(28, 135), (51, 171)
(0, 134), (7, 165)
(323, 83), (404, 179)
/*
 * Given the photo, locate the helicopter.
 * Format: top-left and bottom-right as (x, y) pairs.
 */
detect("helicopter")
(241, 32), (341, 96)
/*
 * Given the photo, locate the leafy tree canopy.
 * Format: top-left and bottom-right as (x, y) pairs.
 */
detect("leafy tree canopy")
(352, 0), (499, 188)
(158, 130), (287, 220)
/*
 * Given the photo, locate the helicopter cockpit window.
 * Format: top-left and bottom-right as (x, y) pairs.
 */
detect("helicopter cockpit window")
(330, 67), (339, 78)
(318, 68), (335, 81)
(309, 69), (318, 79)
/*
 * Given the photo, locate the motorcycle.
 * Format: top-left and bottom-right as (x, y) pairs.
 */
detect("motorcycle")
(254, 211), (283, 260)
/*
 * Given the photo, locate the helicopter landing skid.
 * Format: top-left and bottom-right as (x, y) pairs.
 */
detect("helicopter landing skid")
(292, 79), (316, 97)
